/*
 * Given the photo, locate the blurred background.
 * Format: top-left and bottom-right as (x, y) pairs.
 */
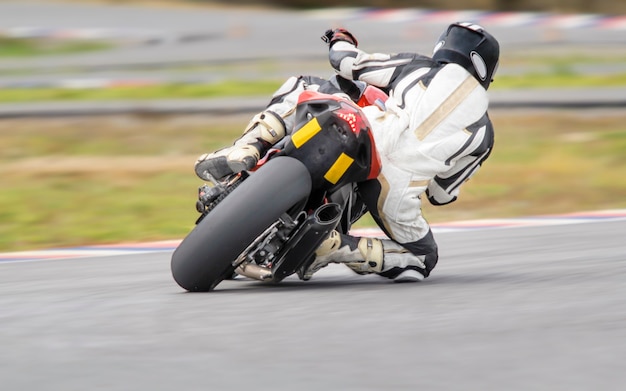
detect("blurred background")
(96, 0), (626, 13)
(1, 0), (626, 252)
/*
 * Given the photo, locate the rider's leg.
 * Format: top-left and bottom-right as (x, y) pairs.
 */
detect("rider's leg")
(194, 75), (369, 181)
(194, 109), (286, 181)
(194, 75), (365, 181)
(300, 229), (438, 282)
(194, 75), (311, 181)
(300, 161), (440, 282)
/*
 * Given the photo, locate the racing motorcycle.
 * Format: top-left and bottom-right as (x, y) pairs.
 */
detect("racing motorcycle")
(171, 90), (383, 291)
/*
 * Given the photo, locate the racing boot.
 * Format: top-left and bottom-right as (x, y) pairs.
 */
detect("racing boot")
(194, 110), (286, 181)
(299, 231), (428, 282)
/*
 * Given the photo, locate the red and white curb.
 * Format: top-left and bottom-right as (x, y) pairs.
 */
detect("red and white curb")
(2, 209), (625, 263)
(1, 9), (624, 44)
(0, 240), (182, 263)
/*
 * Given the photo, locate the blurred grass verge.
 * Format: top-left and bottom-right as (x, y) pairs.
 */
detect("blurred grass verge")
(2, 111), (626, 252)
(1, 71), (626, 102)
(2, 36), (625, 251)
(0, 81), (282, 102)
(0, 37), (112, 57)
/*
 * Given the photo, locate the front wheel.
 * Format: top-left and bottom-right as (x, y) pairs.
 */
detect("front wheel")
(171, 157), (312, 291)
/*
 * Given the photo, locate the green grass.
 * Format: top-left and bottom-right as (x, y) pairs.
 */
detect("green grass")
(0, 37), (112, 57)
(2, 112), (626, 252)
(0, 80), (284, 102)
(494, 71), (626, 89)
(0, 70), (624, 103)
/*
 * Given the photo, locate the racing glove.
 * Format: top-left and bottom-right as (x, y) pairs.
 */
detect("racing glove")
(321, 28), (358, 48)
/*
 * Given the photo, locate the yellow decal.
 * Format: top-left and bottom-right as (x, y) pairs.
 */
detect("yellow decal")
(324, 153), (354, 184)
(292, 118), (322, 148)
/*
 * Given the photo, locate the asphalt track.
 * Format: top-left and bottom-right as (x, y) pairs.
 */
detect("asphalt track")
(2, 218), (625, 390)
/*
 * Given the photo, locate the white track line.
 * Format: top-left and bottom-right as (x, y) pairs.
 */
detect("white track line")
(2, 209), (626, 263)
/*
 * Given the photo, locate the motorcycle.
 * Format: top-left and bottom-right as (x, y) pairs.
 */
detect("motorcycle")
(171, 90), (383, 291)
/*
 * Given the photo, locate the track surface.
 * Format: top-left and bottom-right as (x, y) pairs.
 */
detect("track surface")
(2, 220), (625, 390)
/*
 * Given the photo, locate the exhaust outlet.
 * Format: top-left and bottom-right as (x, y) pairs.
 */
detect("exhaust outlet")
(312, 202), (342, 227)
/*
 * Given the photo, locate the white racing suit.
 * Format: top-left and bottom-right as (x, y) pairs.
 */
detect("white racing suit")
(310, 41), (495, 280)
(196, 42), (494, 281)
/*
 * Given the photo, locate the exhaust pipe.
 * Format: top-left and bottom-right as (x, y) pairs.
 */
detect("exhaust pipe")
(235, 203), (342, 283)
(271, 203), (342, 282)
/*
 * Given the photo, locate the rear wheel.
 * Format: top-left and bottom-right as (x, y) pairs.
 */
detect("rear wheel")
(171, 157), (312, 291)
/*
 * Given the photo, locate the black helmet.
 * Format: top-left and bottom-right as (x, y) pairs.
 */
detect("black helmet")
(432, 22), (500, 89)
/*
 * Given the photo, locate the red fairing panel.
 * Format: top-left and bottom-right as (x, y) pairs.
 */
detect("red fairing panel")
(297, 90), (382, 181)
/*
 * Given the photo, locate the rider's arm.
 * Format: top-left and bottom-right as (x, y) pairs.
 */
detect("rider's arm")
(329, 40), (416, 89)
(426, 116), (495, 205)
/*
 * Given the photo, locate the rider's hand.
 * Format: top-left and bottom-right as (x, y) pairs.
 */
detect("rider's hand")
(321, 28), (358, 48)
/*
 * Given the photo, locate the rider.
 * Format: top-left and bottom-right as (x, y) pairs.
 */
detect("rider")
(194, 22), (500, 282)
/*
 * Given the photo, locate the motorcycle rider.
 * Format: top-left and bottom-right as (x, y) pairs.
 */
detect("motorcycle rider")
(195, 22), (500, 282)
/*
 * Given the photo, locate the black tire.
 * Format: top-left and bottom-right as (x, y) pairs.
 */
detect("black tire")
(171, 157), (312, 291)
